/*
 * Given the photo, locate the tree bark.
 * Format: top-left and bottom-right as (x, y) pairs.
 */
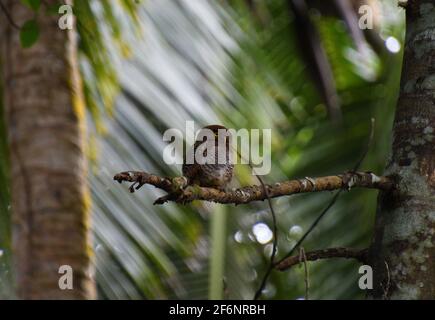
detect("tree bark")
(369, 0), (435, 299)
(0, 1), (95, 299)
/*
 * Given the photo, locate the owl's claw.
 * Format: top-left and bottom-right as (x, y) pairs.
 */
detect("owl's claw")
(153, 195), (171, 205)
(153, 177), (191, 205)
(153, 189), (193, 205)
(175, 192), (193, 205)
(113, 171), (151, 193)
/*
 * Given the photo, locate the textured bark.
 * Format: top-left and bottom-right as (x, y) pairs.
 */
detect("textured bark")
(113, 171), (393, 205)
(0, 1), (95, 299)
(369, 0), (435, 299)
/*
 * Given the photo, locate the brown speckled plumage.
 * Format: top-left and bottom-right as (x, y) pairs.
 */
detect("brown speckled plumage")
(182, 125), (233, 190)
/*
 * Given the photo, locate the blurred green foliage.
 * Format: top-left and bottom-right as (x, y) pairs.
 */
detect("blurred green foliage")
(20, 0), (41, 11)
(19, 19), (39, 48)
(0, 0), (405, 299)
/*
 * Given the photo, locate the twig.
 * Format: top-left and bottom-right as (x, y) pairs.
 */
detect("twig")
(276, 247), (368, 271)
(114, 171), (393, 205)
(254, 175), (277, 266)
(253, 265), (273, 300)
(382, 260), (390, 300)
(300, 247), (309, 300)
(237, 150), (279, 301)
(352, 118), (375, 172)
(274, 190), (342, 265)
(0, 0), (20, 29)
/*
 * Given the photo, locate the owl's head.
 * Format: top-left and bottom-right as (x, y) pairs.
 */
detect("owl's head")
(196, 124), (230, 144)
(202, 124), (228, 134)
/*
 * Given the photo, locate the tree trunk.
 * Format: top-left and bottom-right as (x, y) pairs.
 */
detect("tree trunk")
(0, 0), (95, 299)
(369, 0), (435, 299)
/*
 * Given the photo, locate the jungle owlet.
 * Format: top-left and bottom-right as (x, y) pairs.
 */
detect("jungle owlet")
(182, 125), (234, 190)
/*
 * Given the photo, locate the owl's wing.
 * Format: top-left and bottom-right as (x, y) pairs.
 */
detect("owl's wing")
(182, 142), (201, 182)
(182, 163), (198, 179)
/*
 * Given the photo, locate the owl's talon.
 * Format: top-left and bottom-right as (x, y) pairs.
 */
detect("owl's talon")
(174, 192), (192, 205)
(129, 182), (137, 193)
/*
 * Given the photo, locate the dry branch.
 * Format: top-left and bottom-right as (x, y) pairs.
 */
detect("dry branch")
(275, 247), (368, 271)
(113, 171), (394, 205)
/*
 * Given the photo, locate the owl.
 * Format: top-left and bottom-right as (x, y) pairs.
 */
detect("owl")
(182, 125), (234, 190)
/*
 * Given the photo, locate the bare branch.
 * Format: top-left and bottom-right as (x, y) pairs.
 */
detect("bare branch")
(114, 171), (175, 193)
(275, 247), (368, 271)
(299, 247), (310, 300)
(113, 171), (394, 205)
